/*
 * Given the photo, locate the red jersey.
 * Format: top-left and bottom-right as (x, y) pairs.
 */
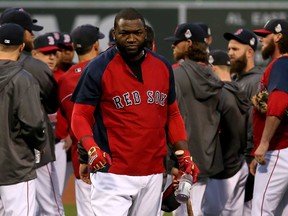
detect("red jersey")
(53, 67), (66, 82)
(48, 68), (68, 140)
(72, 48), (176, 176)
(253, 56), (288, 153)
(58, 61), (89, 178)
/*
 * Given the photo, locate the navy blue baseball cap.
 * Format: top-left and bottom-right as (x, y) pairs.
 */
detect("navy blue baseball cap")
(0, 23), (24, 45)
(0, 8), (38, 24)
(164, 23), (206, 43)
(71, 24), (105, 51)
(57, 32), (73, 50)
(0, 9), (43, 32)
(34, 33), (60, 52)
(224, 28), (258, 51)
(208, 49), (231, 66)
(253, 18), (288, 37)
(47, 31), (62, 45)
(195, 22), (211, 37)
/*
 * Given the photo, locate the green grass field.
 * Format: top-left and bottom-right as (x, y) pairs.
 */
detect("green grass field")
(64, 204), (172, 216)
(64, 204), (77, 216)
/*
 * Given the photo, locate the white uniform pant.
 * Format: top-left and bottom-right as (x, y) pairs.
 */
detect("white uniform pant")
(202, 161), (248, 216)
(35, 162), (64, 216)
(75, 178), (93, 216)
(252, 148), (288, 216)
(90, 172), (163, 216)
(54, 140), (67, 195)
(0, 179), (36, 216)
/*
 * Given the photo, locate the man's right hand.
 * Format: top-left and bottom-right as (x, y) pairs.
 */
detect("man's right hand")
(88, 146), (112, 172)
(79, 163), (91, 185)
(249, 158), (258, 176)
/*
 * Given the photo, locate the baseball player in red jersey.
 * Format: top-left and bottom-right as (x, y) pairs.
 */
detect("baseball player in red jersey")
(32, 33), (66, 214)
(45, 31), (74, 195)
(250, 18), (288, 215)
(57, 33), (74, 72)
(58, 24), (104, 216)
(71, 8), (199, 216)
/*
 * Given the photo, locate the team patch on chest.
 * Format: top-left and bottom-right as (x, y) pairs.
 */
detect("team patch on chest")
(112, 90), (167, 109)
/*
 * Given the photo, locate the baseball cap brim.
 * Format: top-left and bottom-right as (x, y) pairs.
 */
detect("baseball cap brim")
(58, 43), (73, 49)
(223, 33), (249, 45)
(37, 46), (60, 52)
(253, 29), (273, 37)
(223, 32), (247, 44)
(28, 23), (43, 32)
(98, 32), (105, 40)
(164, 36), (182, 42)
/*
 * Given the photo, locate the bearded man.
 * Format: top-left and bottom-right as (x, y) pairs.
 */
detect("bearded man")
(224, 28), (264, 215)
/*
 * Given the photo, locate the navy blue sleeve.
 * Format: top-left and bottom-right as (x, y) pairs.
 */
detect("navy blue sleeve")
(168, 65), (176, 105)
(72, 48), (117, 106)
(268, 57), (288, 93)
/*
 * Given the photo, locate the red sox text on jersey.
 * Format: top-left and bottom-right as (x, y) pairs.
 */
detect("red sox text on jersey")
(112, 90), (167, 109)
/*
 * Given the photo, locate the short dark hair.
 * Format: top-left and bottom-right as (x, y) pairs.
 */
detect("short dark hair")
(76, 44), (93, 55)
(145, 25), (155, 50)
(278, 34), (288, 54)
(114, 8), (145, 29)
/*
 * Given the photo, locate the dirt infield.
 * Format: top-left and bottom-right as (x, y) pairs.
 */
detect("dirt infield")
(62, 175), (76, 204)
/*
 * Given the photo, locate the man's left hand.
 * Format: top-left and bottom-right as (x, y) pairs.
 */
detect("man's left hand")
(176, 150), (200, 183)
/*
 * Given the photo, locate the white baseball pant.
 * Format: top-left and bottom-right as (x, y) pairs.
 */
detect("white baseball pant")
(0, 179), (36, 216)
(75, 178), (93, 216)
(35, 162), (65, 216)
(54, 140), (67, 195)
(202, 160), (248, 216)
(252, 148), (288, 216)
(90, 172), (163, 216)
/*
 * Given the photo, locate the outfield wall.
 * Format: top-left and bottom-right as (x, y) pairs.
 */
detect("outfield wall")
(1, 1), (288, 64)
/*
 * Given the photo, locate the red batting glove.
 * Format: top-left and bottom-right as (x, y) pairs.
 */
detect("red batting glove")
(88, 146), (112, 172)
(176, 150), (200, 183)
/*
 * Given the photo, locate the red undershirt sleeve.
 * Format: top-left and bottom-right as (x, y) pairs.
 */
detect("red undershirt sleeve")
(167, 100), (187, 144)
(71, 103), (97, 151)
(267, 90), (288, 119)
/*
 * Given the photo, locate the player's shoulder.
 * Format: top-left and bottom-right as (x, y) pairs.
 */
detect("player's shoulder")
(172, 63), (181, 69)
(273, 56), (288, 66)
(24, 54), (49, 69)
(269, 56), (288, 74)
(20, 53), (52, 75)
(15, 68), (39, 87)
(85, 47), (118, 75)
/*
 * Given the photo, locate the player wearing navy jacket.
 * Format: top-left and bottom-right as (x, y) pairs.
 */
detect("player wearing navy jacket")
(71, 8), (198, 216)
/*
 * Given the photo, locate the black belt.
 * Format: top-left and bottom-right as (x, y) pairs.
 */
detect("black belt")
(55, 138), (61, 144)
